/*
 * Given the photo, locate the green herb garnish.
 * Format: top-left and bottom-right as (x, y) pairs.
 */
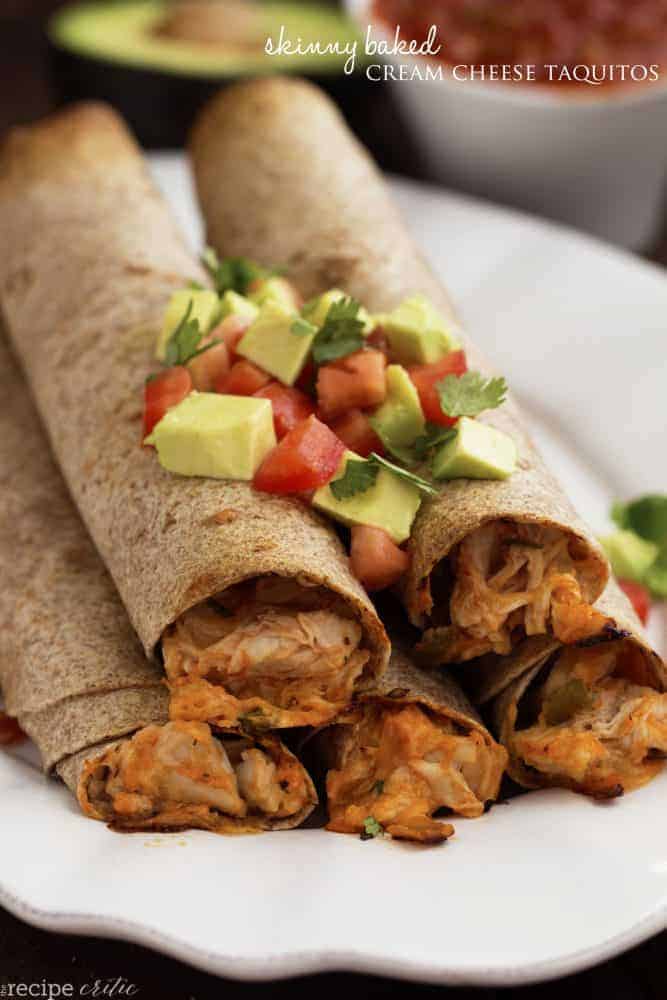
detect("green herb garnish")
(202, 248), (279, 296)
(329, 453), (437, 502)
(437, 371), (507, 418)
(612, 495), (667, 546)
(163, 302), (218, 366)
(360, 816), (384, 840)
(311, 296), (365, 364)
(291, 317), (318, 337)
(330, 458), (379, 501)
(373, 780), (385, 795)
(370, 453), (438, 496)
(413, 423), (458, 461)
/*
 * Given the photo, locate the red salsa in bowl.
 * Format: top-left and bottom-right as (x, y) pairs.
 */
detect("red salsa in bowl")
(373, 0), (667, 89)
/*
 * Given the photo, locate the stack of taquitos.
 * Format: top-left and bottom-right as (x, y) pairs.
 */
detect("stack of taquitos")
(189, 77), (610, 669)
(0, 331), (316, 831)
(189, 77), (667, 802)
(0, 103), (390, 737)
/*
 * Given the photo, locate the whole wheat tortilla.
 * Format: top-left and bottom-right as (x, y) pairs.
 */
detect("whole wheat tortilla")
(471, 578), (666, 789)
(189, 76), (608, 626)
(0, 331), (166, 775)
(0, 102), (388, 679)
(0, 332), (317, 829)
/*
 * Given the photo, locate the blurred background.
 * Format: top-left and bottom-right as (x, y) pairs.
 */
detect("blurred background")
(4, 0), (667, 250)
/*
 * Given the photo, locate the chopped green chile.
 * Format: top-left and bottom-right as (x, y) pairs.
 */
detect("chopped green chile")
(543, 678), (593, 727)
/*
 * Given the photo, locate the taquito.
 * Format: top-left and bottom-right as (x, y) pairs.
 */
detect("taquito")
(0, 333), (316, 831)
(0, 102), (389, 733)
(320, 648), (507, 844)
(468, 579), (667, 798)
(190, 76), (609, 666)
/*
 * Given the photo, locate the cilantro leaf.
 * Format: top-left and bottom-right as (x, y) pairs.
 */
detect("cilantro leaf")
(201, 247), (278, 296)
(370, 453), (438, 497)
(164, 302), (203, 366)
(437, 371), (507, 418)
(311, 296), (365, 364)
(413, 423), (458, 461)
(360, 816), (384, 840)
(291, 317), (318, 337)
(330, 458), (379, 500)
(329, 453), (438, 502)
(611, 495), (667, 546)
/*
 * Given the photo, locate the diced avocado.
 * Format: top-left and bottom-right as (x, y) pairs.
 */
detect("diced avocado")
(599, 530), (658, 583)
(218, 290), (259, 323)
(380, 295), (461, 365)
(249, 276), (299, 311)
(237, 301), (313, 385)
(312, 450), (421, 544)
(145, 392), (276, 480)
(305, 288), (373, 334)
(156, 289), (219, 361)
(369, 365), (425, 450)
(431, 417), (516, 481)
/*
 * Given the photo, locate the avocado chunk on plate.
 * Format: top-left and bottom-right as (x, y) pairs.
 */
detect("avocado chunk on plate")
(599, 530), (659, 583)
(312, 450), (422, 544)
(145, 391), (276, 480)
(370, 364), (425, 451)
(218, 290), (259, 323)
(237, 301), (314, 386)
(431, 417), (517, 481)
(380, 295), (461, 366)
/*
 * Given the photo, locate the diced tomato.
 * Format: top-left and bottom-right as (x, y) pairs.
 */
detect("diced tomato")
(329, 409), (384, 458)
(296, 358), (316, 394)
(253, 415), (345, 493)
(0, 712), (26, 746)
(187, 336), (230, 392)
(143, 366), (192, 439)
(350, 525), (410, 592)
(408, 350), (467, 426)
(209, 313), (254, 363)
(217, 359), (271, 396)
(618, 578), (651, 626)
(316, 349), (387, 421)
(254, 382), (315, 439)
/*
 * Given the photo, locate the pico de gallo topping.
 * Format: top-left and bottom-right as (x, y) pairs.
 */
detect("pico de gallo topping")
(374, 0), (667, 90)
(142, 252), (516, 591)
(601, 493), (667, 623)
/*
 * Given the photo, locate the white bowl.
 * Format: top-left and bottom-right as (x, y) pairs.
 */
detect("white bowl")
(345, 0), (667, 250)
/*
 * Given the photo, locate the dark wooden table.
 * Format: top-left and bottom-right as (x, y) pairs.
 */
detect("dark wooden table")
(1, 3), (665, 996)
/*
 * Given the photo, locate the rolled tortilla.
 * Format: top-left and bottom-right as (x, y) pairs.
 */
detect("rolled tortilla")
(0, 332), (316, 830)
(468, 579), (667, 798)
(190, 76), (609, 665)
(319, 648), (507, 844)
(0, 102), (389, 731)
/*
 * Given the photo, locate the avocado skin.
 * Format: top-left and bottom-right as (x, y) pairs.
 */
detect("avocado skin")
(49, 42), (372, 148)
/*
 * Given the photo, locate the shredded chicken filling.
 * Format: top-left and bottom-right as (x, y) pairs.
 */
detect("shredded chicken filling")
(326, 702), (507, 843)
(163, 577), (370, 728)
(83, 721), (310, 824)
(421, 521), (606, 664)
(512, 642), (667, 796)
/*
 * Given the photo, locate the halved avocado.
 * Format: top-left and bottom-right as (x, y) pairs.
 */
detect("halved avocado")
(48, 0), (368, 146)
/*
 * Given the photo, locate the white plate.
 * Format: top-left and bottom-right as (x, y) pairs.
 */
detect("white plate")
(0, 155), (665, 988)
